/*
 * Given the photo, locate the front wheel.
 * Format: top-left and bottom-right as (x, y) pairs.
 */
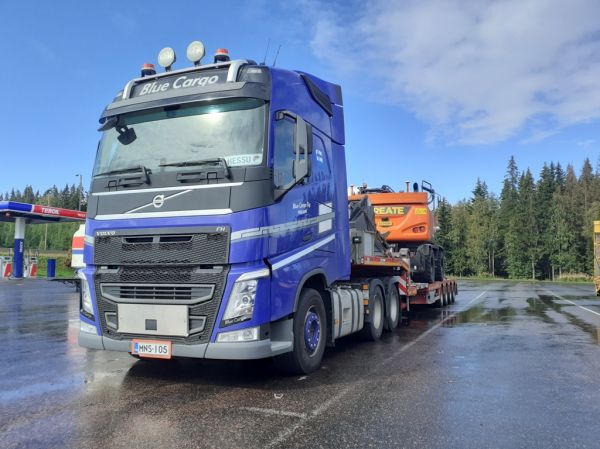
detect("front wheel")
(274, 288), (327, 375)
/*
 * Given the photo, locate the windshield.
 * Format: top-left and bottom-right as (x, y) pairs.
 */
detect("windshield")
(93, 98), (266, 177)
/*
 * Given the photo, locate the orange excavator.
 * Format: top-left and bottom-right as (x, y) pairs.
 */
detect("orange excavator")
(349, 181), (444, 284)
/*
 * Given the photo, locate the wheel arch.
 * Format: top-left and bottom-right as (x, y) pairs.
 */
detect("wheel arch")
(292, 269), (333, 346)
(292, 269), (330, 312)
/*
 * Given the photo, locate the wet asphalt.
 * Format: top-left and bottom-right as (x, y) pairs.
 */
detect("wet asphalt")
(1, 279), (600, 449)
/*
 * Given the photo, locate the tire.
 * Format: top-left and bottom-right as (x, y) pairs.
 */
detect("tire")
(434, 286), (444, 308)
(274, 288), (327, 375)
(428, 255), (435, 283)
(360, 284), (385, 341)
(449, 286), (455, 304)
(434, 250), (444, 282)
(384, 284), (400, 331)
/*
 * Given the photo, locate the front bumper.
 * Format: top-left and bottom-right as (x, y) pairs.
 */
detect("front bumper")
(78, 318), (293, 360)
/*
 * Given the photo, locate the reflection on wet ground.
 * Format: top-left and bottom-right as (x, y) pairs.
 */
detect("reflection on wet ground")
(2, 279), (600, 448)
(531, 294), (600, 346)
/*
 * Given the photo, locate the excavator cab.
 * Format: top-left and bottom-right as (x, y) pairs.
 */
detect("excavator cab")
(349, 181), (444, 283)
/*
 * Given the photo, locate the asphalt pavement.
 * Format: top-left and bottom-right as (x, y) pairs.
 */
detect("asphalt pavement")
(1, 279), (600, 449)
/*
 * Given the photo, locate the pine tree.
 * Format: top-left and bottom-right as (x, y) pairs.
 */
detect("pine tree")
(499, 157), (520, 277)
(448, 202), (470, 276)
(435, 198), (452, 253)
(537, 164), (556, 278)
(467, 179), (496, 276)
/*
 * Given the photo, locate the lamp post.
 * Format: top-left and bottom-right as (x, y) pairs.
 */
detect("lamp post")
(43, 190), (53, 251)
(76, 174), (83, 211)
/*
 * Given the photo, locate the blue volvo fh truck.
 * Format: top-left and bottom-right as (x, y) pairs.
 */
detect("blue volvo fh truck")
(78, 42), (409, 373)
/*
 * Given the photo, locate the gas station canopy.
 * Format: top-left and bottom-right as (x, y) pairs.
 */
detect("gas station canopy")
(0, 201), (86, 224)
(0, 201), (86, 279)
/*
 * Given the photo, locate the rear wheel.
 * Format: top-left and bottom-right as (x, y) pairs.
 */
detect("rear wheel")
(449, 286), (455, 303)
(274, 288), (327, 375)
(384, 284), (400, 331)
(360, 284), (385, 341)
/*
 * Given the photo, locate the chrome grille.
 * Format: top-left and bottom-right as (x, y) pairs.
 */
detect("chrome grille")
(94, 266), (229, 344)
(94, 228), (229, 266)
(100, 283), (214, 305)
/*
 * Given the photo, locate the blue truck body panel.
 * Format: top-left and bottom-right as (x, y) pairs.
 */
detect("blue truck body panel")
(80, 62), (351, 357)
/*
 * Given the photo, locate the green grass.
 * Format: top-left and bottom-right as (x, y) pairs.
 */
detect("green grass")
(35, 255), (77, 278)
(0, 250), (76, 278)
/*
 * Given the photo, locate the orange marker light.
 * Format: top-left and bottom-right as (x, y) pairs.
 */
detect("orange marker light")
(214, 48), (231, 63)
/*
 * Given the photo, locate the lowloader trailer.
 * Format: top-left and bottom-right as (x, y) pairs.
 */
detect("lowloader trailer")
(78, 41), (457, 374)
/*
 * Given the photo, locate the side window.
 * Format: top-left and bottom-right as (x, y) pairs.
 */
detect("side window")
(273, 117), (296, 188)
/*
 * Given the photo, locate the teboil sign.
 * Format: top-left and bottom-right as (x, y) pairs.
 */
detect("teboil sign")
(131, 69), (227, 98)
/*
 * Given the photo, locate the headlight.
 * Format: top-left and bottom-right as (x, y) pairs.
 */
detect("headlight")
(222, 280), (257, 326)
(77, 271), (94, 316)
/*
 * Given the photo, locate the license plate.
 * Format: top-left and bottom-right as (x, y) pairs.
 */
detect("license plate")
(131, 339), (172, 359)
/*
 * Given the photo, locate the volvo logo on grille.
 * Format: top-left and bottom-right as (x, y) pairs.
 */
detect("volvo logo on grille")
(152, 195), (165, 208)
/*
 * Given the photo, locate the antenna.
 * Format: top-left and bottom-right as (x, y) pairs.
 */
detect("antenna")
(261, 38), (271, 65)
(272, 44), (282, 67)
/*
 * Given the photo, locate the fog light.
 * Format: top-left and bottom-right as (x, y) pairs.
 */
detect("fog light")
(80, 320), (97, 334)
(217, 326), (259, 343)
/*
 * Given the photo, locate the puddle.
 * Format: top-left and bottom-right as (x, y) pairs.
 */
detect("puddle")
(528, 296), (600, 346)
(452, 305), (517, 326)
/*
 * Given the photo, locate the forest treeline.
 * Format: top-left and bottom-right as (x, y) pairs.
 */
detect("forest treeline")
(1, 156), (598, 280)
(436, 156), (600, 280)
(0, 184), (86, 252)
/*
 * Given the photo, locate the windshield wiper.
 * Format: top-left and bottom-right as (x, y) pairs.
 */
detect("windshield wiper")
(160, 158), (230, 178)
(94, 165), (152, 179)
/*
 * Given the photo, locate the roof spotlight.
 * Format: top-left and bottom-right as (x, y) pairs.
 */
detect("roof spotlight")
(186, 41), (206, 66)
(158, 47), (176, 71)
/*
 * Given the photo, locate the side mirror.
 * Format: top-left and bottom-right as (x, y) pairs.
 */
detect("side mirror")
(293, 116), (309, 181)
(98, 116), (118, 132)
(274, 111), (312, 200)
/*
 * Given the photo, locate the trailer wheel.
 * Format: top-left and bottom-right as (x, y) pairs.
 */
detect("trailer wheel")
(449, 286), (455, 304)
(384, 284), (400, 331)
(434, 286), (444, 308)
(360, 284), (385, 341)
(274, 288), (326, 375)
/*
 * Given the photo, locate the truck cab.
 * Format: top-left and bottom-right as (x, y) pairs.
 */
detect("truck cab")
(78, 43), (350, 372)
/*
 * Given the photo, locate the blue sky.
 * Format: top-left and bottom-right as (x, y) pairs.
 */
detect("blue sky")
(1, 0), (598, 203)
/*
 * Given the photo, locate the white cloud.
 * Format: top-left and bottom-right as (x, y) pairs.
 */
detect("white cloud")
(308, 0), (600, 145)
(577, 139), (595, 147)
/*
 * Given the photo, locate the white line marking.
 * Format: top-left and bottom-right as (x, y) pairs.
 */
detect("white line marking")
(542, 288), (600, 317)
(91, 182), (243, 196)
(271, 234), (335, 271)
(239, 406), (307, 419)
(94, 208), (232, 220)
(264, 289), (488, 448)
